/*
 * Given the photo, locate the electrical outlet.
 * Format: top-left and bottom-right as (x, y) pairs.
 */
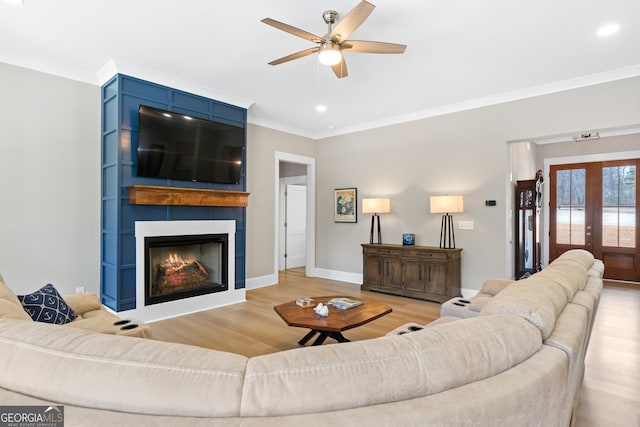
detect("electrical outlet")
(458, 221), (474, 230)
(75, 286), (85, 294)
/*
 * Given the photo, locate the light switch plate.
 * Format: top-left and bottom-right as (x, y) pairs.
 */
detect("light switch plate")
(458, 221), (474, 230)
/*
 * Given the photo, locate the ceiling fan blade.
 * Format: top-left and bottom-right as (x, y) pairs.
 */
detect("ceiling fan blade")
(341, 40), (407, 54)
(328, 1), (375, 43)
(331, 56), (348, 79)
(261, 18), (324, 44)
(268, 47), (320, 66)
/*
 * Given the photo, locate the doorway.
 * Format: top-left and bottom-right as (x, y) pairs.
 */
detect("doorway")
(274, 152), (316, 279)
(549, 159), (639, 281)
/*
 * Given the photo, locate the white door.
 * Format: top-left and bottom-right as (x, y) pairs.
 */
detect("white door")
(285, 184), (306, 269)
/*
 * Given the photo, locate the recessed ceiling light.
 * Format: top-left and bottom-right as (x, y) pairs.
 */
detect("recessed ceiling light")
(597, 24), (619, 37)
(316, 105), (327, 113)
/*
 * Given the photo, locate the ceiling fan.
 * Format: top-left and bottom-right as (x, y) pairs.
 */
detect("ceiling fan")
(261, 1), (406, 79)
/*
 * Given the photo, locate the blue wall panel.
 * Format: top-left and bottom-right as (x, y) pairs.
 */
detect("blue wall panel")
(172, 91), (210, 113)
(101, 74), (247, 311)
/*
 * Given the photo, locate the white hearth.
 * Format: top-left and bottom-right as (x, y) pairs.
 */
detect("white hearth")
(117, 220), (245, 323)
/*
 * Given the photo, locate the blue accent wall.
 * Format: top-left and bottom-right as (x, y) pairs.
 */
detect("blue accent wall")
(101, 74), (247, 311)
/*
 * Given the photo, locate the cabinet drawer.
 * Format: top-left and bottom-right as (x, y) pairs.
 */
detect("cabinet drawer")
(363, 248), (395, 256)
(404, 250), (448, 261)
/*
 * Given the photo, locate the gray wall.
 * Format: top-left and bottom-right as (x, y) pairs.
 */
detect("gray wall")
(1, 60), (639, 296)
(0, 62), (101, 295)
(245, 124), (315, 279)
(315, 76), (640, 289)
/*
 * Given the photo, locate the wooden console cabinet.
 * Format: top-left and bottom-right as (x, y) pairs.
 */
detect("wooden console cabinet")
(361, 244), (462, 303)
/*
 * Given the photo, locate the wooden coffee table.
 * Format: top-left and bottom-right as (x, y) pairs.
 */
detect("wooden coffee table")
(274, 296), (392, 346)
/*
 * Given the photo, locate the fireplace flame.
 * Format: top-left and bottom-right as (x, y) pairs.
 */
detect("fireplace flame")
(161, 253), (208, 276)
(167, 253), (195, 266)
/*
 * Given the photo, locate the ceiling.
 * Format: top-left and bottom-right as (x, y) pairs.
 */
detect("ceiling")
(1, 0), (639, 139)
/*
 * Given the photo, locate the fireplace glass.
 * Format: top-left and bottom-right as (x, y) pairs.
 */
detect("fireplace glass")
(144, 234), (228, 306)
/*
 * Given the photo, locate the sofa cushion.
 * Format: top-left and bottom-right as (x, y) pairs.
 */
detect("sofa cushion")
(544, 303), (589, 376)
(241, 314), (542, 417)
(538, 261), (588, 299)
(554, 249), (594, 269)
(480, 278), (515, 296)
(17, 284), (77, 324)
(0, 278), (32, 321)
(63, 292), (103, 316)
(0, 317), (247, 417)
(480, 278), (568, 339)
(588, 260), (605, 279)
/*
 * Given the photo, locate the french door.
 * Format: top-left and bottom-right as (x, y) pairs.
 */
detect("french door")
(549, 159), (640, 281)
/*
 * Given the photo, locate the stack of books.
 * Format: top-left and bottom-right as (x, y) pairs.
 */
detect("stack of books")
(324, 297), (363, 310)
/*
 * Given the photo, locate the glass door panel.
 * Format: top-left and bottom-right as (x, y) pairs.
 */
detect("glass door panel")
(602, 165), (636, 248)
(554, 168), (586, 245)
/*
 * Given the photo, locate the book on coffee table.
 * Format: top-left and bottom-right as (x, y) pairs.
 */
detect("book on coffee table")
(325, 297), (363, 310)
(296, 297), (315, 307)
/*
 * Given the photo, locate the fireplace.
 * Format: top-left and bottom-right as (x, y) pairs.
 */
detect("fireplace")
(128, 220), (243, 323)
(144, 233), (228, 306)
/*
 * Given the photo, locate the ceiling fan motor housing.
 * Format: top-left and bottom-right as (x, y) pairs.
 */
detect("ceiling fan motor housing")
(322, 10), (338, 25)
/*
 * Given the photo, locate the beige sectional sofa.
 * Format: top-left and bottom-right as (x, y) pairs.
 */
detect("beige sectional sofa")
(0, 274), (151, 338)
(0, 249), (602, 426)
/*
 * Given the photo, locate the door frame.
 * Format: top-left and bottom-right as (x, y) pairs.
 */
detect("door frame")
(543, 149), (640, 268)
(274, 152), (316, 279)
(279, 178), (307, 270)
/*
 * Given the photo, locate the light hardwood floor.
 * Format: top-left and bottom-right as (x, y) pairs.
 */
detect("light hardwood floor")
(574, 280), (640, 427)
(150, 270), (640, 426)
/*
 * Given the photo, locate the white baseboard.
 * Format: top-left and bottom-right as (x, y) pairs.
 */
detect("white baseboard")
(246, 270), (479, 300)
(246, 273), (278, 290)
(121, 288), (246, 323)
(314, 268), (363, 284)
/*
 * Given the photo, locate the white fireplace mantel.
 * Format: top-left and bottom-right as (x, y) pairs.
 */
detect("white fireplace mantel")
(116, 220), (245, 323)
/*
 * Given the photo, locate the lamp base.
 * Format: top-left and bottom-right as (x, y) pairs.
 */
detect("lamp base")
(369, 214), (382, 244)
(439, 214), (456, 249)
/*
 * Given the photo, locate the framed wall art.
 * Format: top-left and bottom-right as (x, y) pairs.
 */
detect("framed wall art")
(334, 188), (357, 223)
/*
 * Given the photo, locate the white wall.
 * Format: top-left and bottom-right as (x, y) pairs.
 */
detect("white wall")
(0, 62), (101, 295)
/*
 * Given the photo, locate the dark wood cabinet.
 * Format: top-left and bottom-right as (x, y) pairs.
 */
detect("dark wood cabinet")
(361, 244), (462, 303)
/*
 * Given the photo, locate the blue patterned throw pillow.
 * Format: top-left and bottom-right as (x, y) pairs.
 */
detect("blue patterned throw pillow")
(17, 284), (77, 324)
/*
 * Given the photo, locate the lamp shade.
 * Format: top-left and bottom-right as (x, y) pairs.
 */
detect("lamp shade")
(430, 195), (463, 214)
(362, 198), (391, 214)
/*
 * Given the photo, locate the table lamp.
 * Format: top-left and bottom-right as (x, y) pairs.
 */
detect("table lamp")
(430, 195), (463, 249)
(362, 198), (391, 244)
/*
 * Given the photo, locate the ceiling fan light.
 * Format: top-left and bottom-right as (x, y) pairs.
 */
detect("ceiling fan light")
(318, 43), (342, 66)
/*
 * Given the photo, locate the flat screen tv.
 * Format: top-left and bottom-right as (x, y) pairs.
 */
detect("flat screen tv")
(136, 105), (243, 184)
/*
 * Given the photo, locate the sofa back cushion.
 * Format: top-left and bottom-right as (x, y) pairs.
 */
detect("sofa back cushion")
(538, 261), (589, 297)
(554, 249), (594, 269)
(0, 318), (248, 417)
(479, 278), (515, 296)
(240, 314), (541, 417)
(0, 276), (32, 321)
(481, 277), (569, 339)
